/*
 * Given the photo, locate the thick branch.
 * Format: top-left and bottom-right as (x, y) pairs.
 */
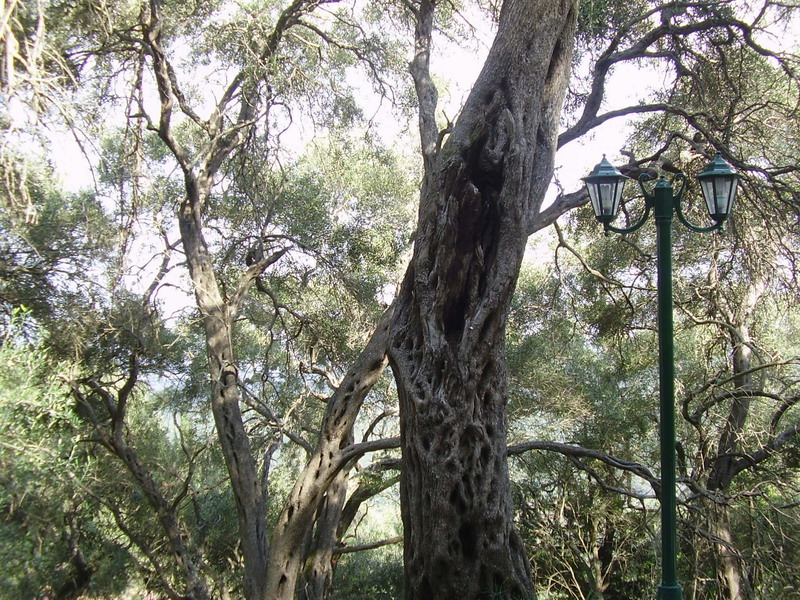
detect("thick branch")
(407, 0), (439, 167)
(530, 189), (588, 234)
(560, 9), (789, 148)
(334, 535), (403, 555)
(228, 247), (289, 319)
(507, 440), (658, 486)
(731, 424), (800, 479)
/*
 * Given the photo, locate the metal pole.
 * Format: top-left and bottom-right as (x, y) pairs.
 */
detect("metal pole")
(653, 179), (683, 600)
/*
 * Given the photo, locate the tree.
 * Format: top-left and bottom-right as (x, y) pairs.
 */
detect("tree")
(3, 1), (800, 599)
(386, 0), (800, 597)
(386, 0), (578, 596)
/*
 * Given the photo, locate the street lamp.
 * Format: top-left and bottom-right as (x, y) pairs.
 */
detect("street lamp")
(583, 153), (739, 600)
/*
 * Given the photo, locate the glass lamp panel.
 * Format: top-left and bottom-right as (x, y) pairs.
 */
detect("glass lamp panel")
(700, 179), (717, 215)
(599, 182), (615, 216)
(701, 176), (737, 217)
(611, 178), (625, 215)
(697, 153), (738, 220)
(592, 179), (625, 218)
(587, 183), (602, 217)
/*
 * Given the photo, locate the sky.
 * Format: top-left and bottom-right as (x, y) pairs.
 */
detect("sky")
(46, 5), (653, 202)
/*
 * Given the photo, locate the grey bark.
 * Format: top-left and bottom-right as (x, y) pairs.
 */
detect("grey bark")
(702, 279), (764, 600)
(388, 0), (578, 597)
(263, 308), (394, 600)
(299, 456), (401, 600)
(298, 468), (350, 600)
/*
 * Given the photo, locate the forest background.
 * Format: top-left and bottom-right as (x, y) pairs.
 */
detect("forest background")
(1, 1), (799, 599)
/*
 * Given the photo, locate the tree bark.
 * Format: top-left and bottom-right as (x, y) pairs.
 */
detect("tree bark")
(298, 468), (350, 600)
(263, 308), (393, 600)
(702, 279), (764, 600)
(388, 0), (578, 598)
(706, 501), (746, 600)
(177, 181), (270, 600)
(298, 456), (401, 600)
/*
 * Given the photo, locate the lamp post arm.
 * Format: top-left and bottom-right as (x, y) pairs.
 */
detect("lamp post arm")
(675, 200), (724, 233)
(641, 172), (689, 203)
(600, 172), (661, 234)
(603, 203), (652, 234)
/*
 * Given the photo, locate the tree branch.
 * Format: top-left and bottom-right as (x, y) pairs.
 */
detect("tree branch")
(406, 0), (439, 168)
(333, 535), (403, 554)
(507, 440), (658, 488)
(228, 247), (289, 319)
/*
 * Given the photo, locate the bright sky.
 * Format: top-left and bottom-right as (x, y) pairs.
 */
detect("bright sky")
(47, 5), (658, 198)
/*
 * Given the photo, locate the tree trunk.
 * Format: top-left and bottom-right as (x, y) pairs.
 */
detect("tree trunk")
(177, 185), (269, 600)
(388, 0), (577, 598)
(704, 278), (764, 600)
(263, 308), (393, 600)
(706, 502), (746, 600)
(298, 455), (402, 600)
(298, 468), (350, 600)
(703, 329), (753, 600)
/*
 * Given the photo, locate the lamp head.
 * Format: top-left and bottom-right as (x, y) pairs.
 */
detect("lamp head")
(696, 153), (738, 223)
(583, 156), (628, 225)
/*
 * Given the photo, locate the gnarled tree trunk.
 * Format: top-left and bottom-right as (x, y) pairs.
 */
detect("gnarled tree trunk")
(388, 0), (578, 597)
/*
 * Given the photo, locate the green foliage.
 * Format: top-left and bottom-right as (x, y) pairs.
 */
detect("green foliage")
(332, 543), (404, 600)
(3, 0), (800, 599)
(514, 448), (659, 600)
(0, 311), (133, 597)
(575, 0), (648, 44)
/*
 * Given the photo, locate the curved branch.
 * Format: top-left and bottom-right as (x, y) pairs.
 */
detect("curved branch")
(731, 424), (800, 480)
(228, 247), (289, 319)
(507, 440), (658, 487)
(530, 189), (588, 234)
(340, 435), (402, 467)
(559, 7), (791, 148)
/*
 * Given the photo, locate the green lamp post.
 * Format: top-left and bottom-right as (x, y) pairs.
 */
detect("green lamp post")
(583, 153), (739, 600)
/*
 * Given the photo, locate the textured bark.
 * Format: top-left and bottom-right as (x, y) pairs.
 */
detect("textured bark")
(263, 308), (393, 600)
(298, 457), (401, 600)
(177, 181), (270, 600)
(388, 0), (578, 598)
(702, 280), (764, 600)
(298, 468), (350, 600)
(702, 330), (753, 600)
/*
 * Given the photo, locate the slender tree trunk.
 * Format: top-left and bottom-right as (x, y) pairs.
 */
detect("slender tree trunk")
(704, 330), (752, 600)
(264, 308), (394, 600)
(178, 185), (269, 600)
(389, 0), (577, 597)
(108, 433), (213, 600)
(300, 457), (402, 600)
(706, 502), (746, 600)
(704, 279), (764, 600)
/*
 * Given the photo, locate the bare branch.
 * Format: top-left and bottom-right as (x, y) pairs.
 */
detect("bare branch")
(732, 424), (800, 478)
(530, 189), (588, 235)
(507, 440), (658, 487)
(333, 535), (403, 554)
(228, 247), (289, 319)
(406, 0), (439, 167)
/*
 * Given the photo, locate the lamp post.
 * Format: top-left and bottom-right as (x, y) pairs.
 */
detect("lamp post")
(583, 153), (739, 600)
